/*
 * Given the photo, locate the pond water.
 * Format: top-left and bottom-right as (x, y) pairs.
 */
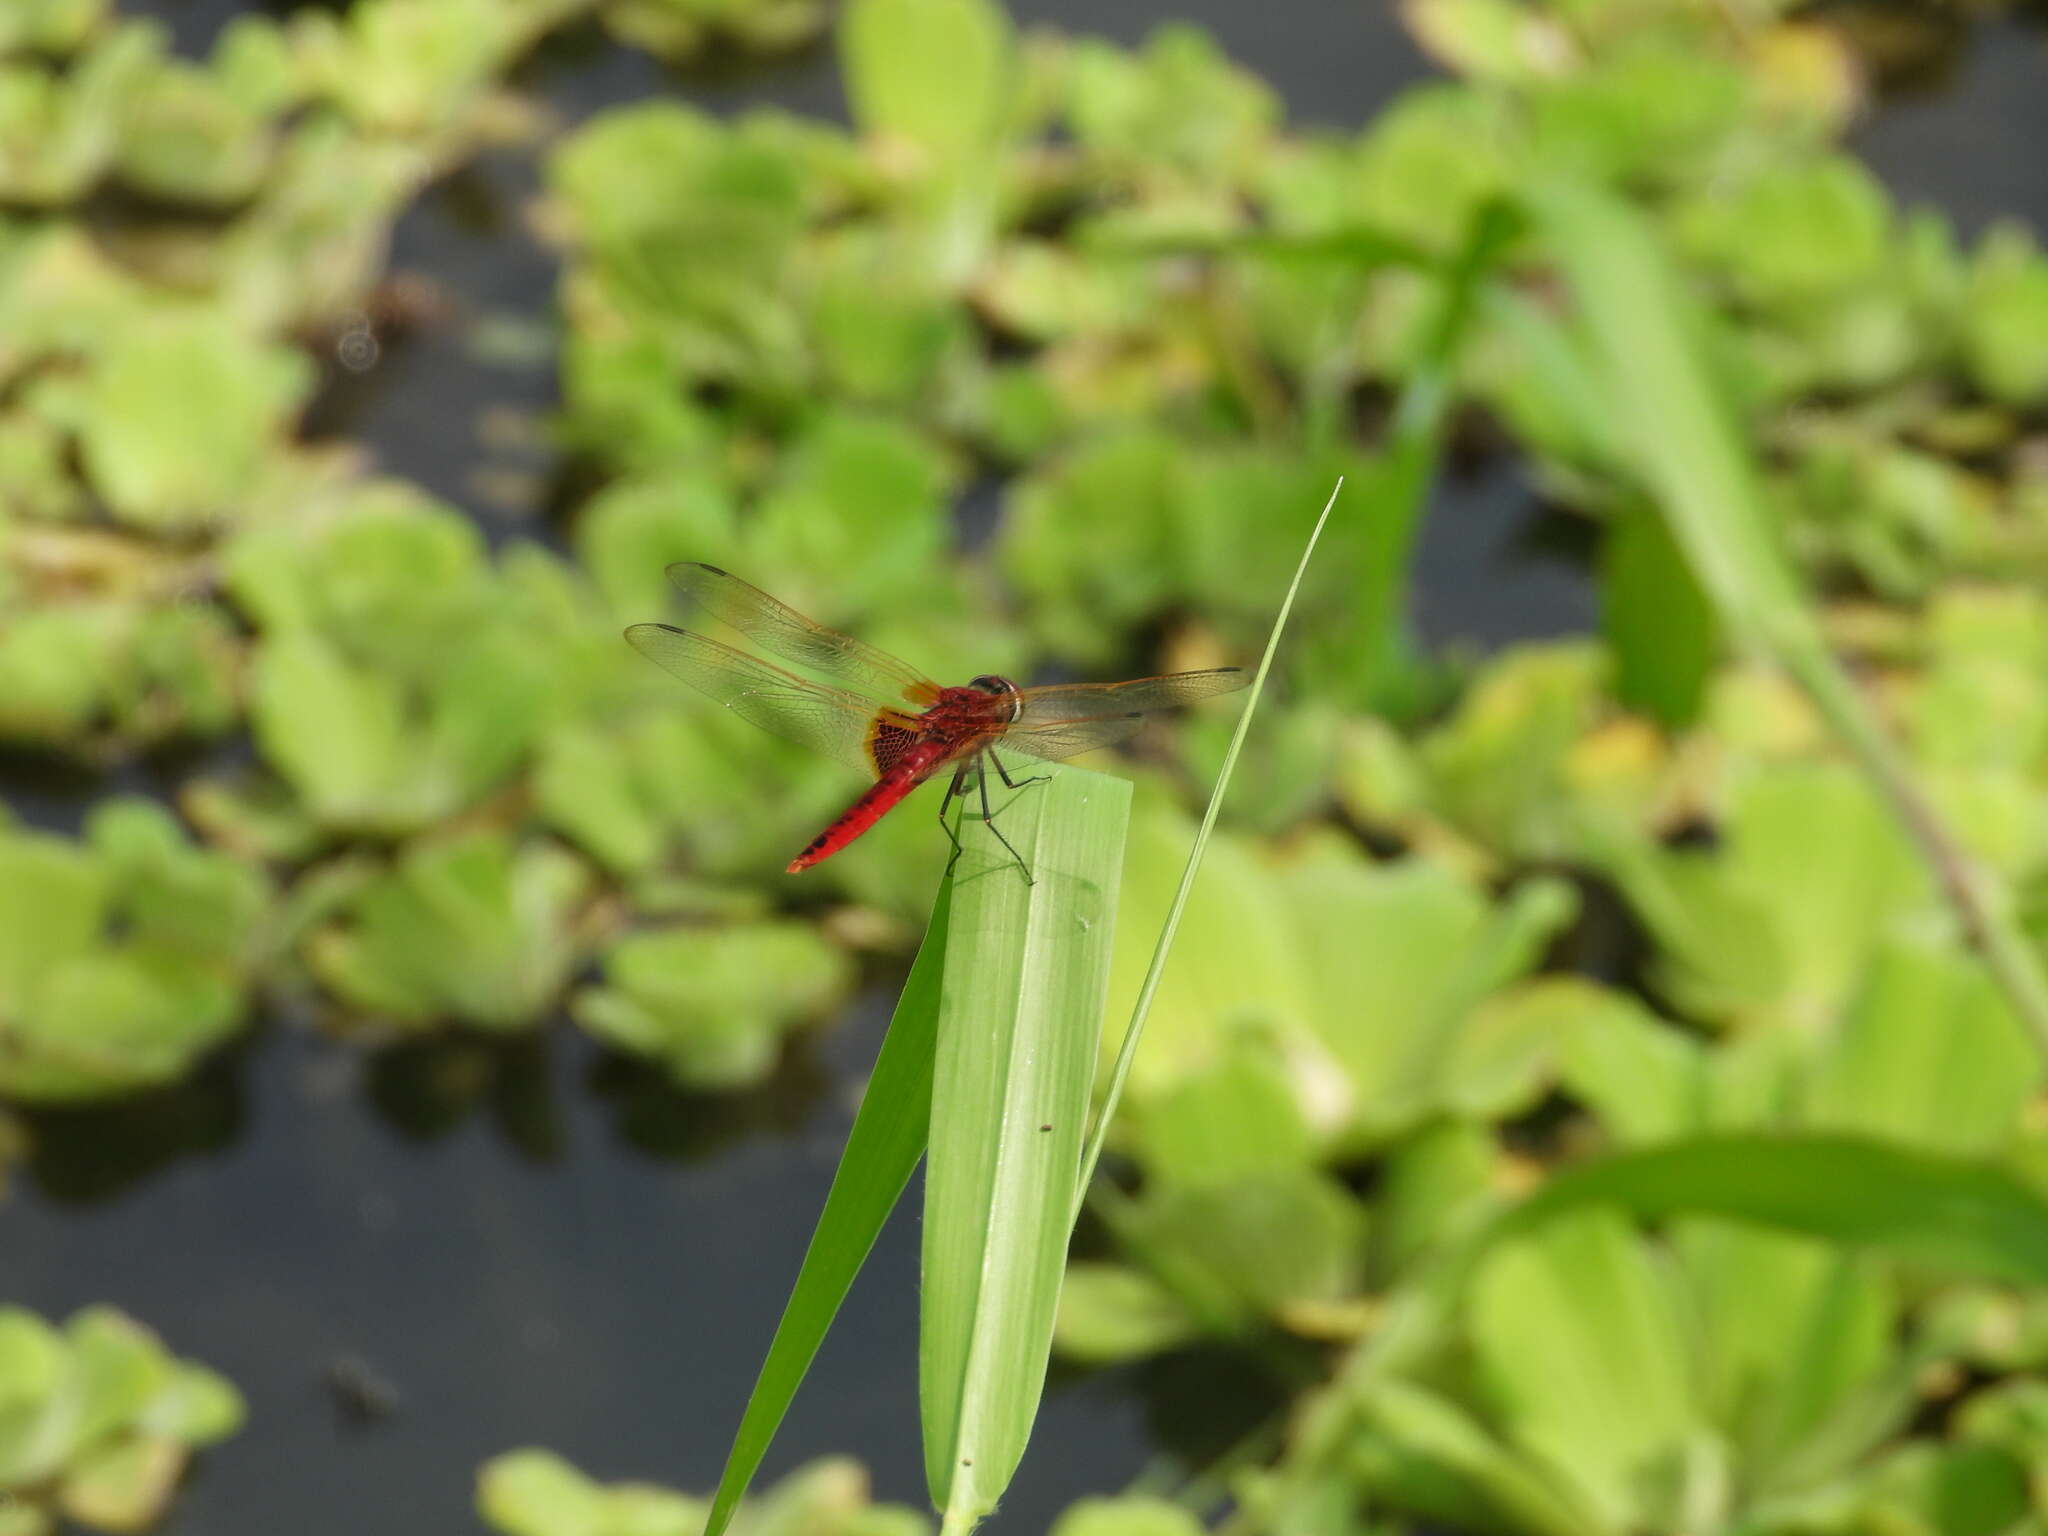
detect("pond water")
(6, 4), (2044, 1533)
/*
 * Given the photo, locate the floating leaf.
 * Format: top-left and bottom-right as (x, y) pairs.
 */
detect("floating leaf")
(573, 921), (854, 1088)
(74, 314), (310, 530)
(307, 833), (592, 1030)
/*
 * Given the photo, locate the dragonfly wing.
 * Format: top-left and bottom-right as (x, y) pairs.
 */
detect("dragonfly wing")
(998, 713), (1152, 763)
(1013, 668), (1248, 725)
(667, 563), (941, 708)
(626, 624), (914, 779)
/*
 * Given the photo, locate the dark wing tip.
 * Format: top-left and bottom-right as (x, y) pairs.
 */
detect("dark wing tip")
(697, 562), (729, 576)
(663, 560), (727, 582)
(624, 621), (685, 649)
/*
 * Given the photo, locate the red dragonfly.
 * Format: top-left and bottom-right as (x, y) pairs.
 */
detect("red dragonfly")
(626, 563), (1248, 882)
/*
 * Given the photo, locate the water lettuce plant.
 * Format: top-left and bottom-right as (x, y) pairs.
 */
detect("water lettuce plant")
(0, 1305), (242, 1536)
(480, 1450), (925, 1536)
(0, 802), (265, 1101)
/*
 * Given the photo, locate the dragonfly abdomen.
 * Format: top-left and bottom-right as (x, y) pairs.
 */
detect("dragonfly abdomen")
(786, 741), (958, 873)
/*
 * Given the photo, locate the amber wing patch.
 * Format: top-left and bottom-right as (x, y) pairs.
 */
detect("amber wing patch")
(865, 711), (923, 777)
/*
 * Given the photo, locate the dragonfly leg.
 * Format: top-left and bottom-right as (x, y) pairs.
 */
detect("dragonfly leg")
(975, 753), (1035, 886)
(939, 761), (971, 877)
(989, 749), (1051, 792)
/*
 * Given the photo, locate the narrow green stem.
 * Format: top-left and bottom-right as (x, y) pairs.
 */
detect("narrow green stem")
(1792, 652), (2048, 1055)
(1071, 478), (1341, 1224)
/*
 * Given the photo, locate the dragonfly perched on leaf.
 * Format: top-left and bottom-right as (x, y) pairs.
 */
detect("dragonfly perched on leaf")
(626, 563), (1249, 882)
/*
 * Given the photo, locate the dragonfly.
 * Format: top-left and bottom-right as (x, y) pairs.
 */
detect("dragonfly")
(625, 563), (1249, 883)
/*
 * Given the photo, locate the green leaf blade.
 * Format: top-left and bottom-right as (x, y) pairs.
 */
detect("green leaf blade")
(1510, 1132), (2048, 1287)
(700, 884), (953, 1536)
(920, 765), (1131, 1528)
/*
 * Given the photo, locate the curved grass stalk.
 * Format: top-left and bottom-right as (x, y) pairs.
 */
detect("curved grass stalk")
(1530, 178), (2048, 1059)
(1072, 477), (1342, 1224)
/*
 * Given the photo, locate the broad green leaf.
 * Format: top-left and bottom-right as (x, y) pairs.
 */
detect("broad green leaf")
(841, 0), (1009, 169)
(75, 315), (309, 529)
(306, 834), (591, 1029)
(1000, 430), (1191, 666)
(137, 1363), (244, 1446)
(0, 29), (149, 203)
(1508, 1134), (2048, 1286)
(0, 832), (106, 1013)
(921, 767), (1129, 1528)
(1805, 929), (2038, 1156)
(250, 632), (404, 828)
(748, 412), (952, 612)
(64, 1310), (169, 1454)
(486, 1452), (923, 1536)
(117, 55), (273, 204)
(573, 921), (854, 1089)
(1048, 1497), (1205, 1536)
(1962, 225), (2048, 407)
(1674, 156), (1891, 307)
(1099, 800), (1309, 1099)
(0, 0), (106, 53)
(699, 886), (952, 1536)
(1612, 760), (1925, 1031)
(1065, 25), (1277, 180)
(1100, 822), (1569, 1151)
(57, 1434), (184, 1533)
(1370, 1118), (1497, 1285)
(13, 951), (239, 1100)
(1349, 1378), (1607, 1536)
(478, 1449), (617, 1536)
(1050, 1264), (1199, 1365)
(533, 724), (664, 876)
(1673, 1220), (1897, 1488)
(1469, 1208), (1699, 1530)
(0, 606), (121, 741)
(1117, 1169), (1367, 1329)
(1131, 1030), (1315, 1188)
(1554, 981), (1706, 1146)
(1352, 87), (1510, 253)
(1286, 859), (1573, 1141)
(1414, 643), (1612, 861)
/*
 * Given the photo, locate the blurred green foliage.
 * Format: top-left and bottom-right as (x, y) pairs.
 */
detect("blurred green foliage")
(5, 0), (2048, 1531)
(0, 1305), (241, 1536)
(0, 802), (265, 1101)
(479, 1451), (928, 1536)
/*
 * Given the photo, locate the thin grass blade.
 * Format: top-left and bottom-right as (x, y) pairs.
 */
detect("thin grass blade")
(1073, 477), (1342, 1222)
(920, 765), (1131, 1532)
(700, 884), (952, 1536)
(1530, 177), (2048, 1060)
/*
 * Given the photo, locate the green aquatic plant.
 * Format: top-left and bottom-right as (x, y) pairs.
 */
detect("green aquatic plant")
(479, 1451), (926, 1536)
(0, 1305), (242, 1535)
(573, 919), (855, 1087)
(70, 315), (312, 533)
(0, 802), (265, 1101)
(301, 830), (592, 1031)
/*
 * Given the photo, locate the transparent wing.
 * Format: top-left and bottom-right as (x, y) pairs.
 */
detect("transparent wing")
(998, 714), (1152, 763)
(667, 563), (941, 708)
(626, 623), (908, 779)
(1012, 668), (1248, 725)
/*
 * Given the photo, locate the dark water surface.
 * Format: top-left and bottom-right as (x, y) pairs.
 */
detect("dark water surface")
(10, 3), (2046, 1533)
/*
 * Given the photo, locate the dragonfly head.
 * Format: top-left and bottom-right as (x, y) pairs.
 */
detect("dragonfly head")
(968, 674), (1023, 722)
